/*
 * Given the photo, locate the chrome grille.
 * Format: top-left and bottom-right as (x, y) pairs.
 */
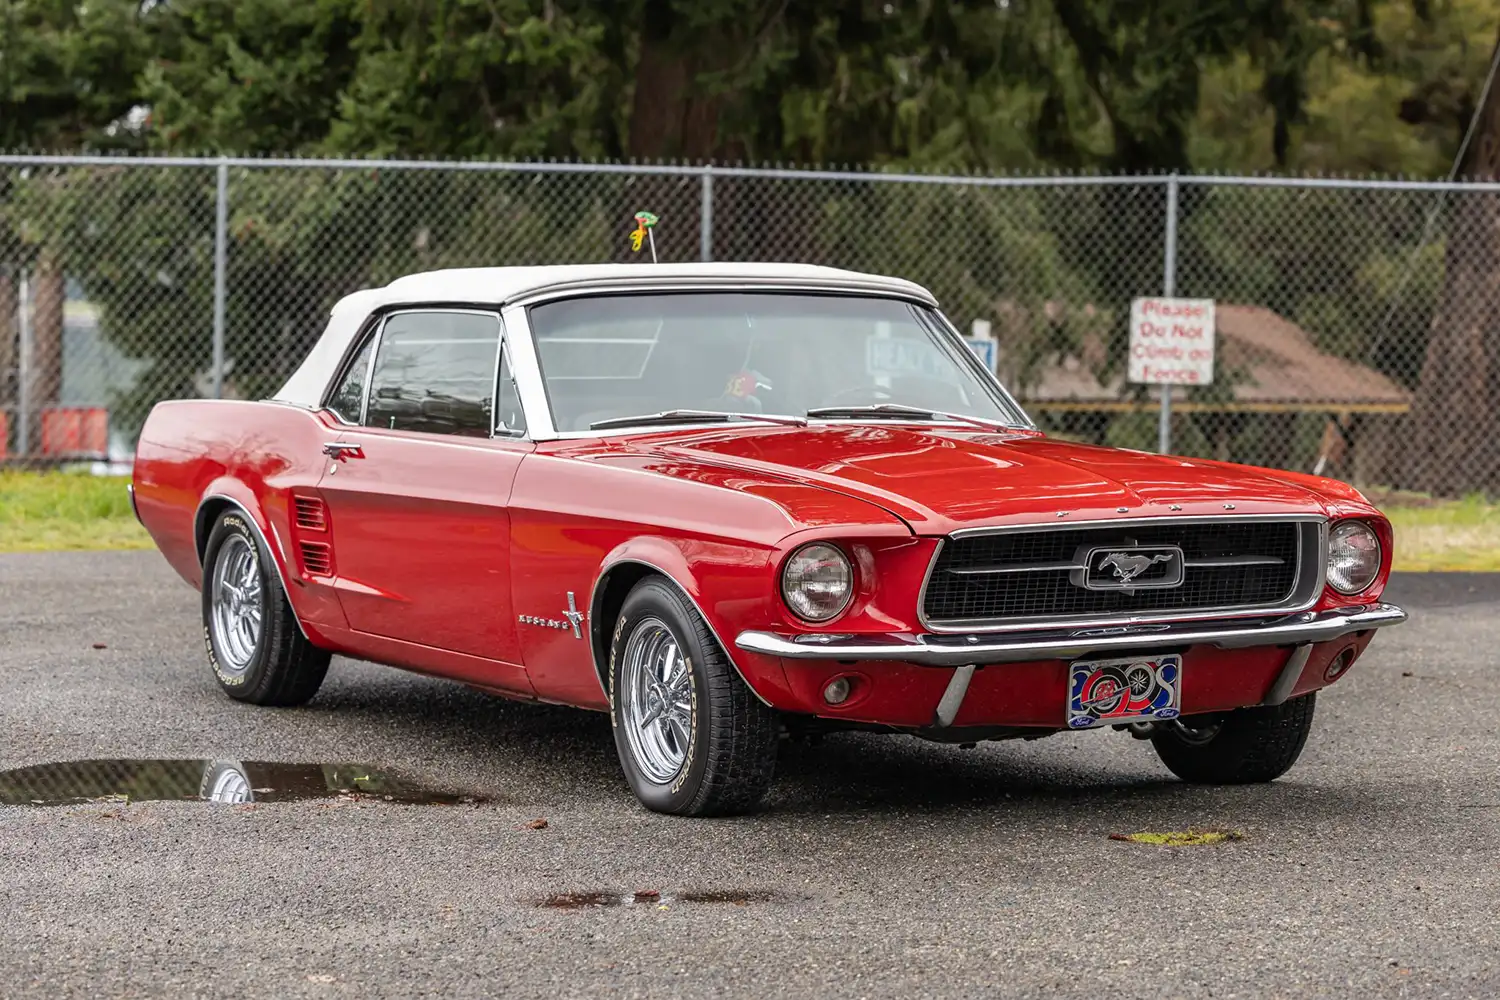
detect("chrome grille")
(921, 518), (1315, 629)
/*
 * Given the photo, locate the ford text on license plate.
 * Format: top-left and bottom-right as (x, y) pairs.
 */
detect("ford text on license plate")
(1067, 654), (1182, 729)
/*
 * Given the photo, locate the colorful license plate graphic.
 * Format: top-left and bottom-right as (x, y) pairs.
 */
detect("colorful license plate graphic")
(1067, 654), (1182, 729)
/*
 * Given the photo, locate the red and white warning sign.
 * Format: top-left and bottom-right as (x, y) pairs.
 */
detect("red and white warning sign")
(1128, 297), (1216, 386)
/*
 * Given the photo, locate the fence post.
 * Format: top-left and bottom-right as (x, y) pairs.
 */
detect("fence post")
(16, 270), (30, 457)
(1159, 173), (1180, 455)
(699, 164), (714, 262)
(211, 159), (229, 399)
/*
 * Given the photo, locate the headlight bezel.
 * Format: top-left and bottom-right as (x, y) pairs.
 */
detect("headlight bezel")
(1326, 519), (1382, 595)
(780, 542), (855, 623)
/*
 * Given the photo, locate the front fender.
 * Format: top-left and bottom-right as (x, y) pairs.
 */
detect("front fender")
(590, 537), (798, 709)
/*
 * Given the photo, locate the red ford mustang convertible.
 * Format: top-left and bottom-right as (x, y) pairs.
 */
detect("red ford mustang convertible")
(132, 263), (1406, 815)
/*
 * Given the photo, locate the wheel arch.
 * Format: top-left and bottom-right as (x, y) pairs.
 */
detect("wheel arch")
(588, 554), (775, 708)
(194, 491), (310, 642)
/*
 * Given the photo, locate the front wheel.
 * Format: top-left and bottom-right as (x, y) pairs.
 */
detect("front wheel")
(608, 577), (778, 816)
(1150, 693), (1316, 784)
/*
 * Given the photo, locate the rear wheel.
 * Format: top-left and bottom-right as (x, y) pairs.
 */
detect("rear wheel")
(608, 577), (778, 816)
(201, 510), (330, 706)
(1150, 693), (1316, 783)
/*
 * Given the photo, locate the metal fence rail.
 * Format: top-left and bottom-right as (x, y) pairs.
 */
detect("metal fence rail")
(0, 155), (1491, 494)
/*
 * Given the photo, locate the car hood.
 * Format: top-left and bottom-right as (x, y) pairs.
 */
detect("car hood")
(641, 424), (1332, 534)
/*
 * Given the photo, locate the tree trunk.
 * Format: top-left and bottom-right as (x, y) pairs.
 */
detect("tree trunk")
(0, 270), (14, 454)
(1404, 26), (1500, 496)
(26, 254), (65, 455)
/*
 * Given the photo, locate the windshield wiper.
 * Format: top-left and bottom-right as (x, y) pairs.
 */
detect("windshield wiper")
(805, 403), (1011, 431)
(590, 409), (809, 431)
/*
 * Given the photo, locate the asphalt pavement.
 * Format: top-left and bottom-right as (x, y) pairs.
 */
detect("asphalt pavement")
(1, 551), (1497, 999)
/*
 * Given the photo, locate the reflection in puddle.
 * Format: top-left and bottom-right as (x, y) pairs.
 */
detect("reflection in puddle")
(0, 759), (486, 807)
(537, 890), (777, 909)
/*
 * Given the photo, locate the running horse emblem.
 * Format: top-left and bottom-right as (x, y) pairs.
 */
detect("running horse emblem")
(1097, 551), (1175, 585)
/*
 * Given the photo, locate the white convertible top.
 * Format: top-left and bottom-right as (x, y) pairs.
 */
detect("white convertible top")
(274, 262), (938, 407)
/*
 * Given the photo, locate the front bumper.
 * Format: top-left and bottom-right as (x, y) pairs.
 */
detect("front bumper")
(734, 603), (1407, 667)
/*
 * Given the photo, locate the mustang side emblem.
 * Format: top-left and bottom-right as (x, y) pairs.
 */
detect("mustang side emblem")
(1098, 551), (1173, 585)
(519, 592), (586, 639)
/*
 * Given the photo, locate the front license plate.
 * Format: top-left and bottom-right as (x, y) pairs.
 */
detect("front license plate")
(1067, 654), (1182, 729)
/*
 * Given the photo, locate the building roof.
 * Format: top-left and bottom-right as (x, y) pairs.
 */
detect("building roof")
(1019, 304), (1411, 411)
(276, 263), (936, 407)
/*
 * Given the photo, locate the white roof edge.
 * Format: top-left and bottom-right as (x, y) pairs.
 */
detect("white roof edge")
(274, 263), (939, 407)
(379, 262), (935, 307)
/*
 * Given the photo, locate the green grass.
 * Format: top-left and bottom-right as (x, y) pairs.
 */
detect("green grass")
(1, 472), (1498, 570)
(1383, 494), (1500, 572)
(0, 471), (152, 552)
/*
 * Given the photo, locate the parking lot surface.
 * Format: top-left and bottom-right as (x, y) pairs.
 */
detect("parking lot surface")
(1, 552), (1496, 998)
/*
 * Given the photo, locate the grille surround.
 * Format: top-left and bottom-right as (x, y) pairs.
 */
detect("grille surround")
(918, 515), (1326, 633)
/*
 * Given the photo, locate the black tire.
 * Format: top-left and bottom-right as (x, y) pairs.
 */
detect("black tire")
(608, 576), (778, 816)
(1150, 693), (1317, 784)
(201, 510), (330, 707)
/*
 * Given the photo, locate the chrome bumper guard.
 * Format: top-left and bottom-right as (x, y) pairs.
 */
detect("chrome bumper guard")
(734, 603), (1407, 667)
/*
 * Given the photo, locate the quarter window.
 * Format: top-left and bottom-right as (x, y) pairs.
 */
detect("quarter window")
(326, 337), (374, 424)
(496, 347), (527, 435)
(365, 312), (501, 437)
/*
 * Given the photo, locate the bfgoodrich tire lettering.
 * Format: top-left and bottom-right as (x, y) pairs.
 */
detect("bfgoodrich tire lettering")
(609, 576), (778, 816)
(201, 511), (331, 707)
(1150, 692), (1317, 784)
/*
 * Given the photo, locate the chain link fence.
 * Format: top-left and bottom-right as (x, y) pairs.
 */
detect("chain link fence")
(1, 156), (1494, 496)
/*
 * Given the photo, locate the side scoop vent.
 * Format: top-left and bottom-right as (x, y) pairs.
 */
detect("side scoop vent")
(293, 496), (327, 532)
(300, 541), (333, 577)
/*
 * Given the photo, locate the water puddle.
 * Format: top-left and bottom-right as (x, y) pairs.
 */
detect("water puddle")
(0, 759), (486, 807)
(537, 889), (777, 909)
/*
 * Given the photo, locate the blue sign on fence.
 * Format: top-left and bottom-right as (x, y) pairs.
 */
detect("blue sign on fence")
(964, 336), (997, 373)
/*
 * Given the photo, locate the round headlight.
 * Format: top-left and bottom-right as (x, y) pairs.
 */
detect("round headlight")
(781, 543), (854, 622)
(1326, 521), (1381, 595)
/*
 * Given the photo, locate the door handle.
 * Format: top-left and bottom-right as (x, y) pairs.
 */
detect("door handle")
(322, 442), (364, 460)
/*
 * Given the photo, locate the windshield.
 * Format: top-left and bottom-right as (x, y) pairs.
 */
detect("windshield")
(528, 292), (1028, 433)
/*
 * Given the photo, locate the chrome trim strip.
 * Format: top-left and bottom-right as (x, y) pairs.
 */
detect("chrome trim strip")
(1262, 645), (1313, 706)
(945, 553), (1285, 576)
(734, 603), (1406, 666)
(943, 512), (1326, 540)
(948, 561), (1084, 576)
(917, 514), (1327, 634)
(127, 483), (142, 526)
(1185, 554), (1286, 568)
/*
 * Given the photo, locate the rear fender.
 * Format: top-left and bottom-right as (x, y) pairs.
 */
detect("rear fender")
(194, 490), (314, 642)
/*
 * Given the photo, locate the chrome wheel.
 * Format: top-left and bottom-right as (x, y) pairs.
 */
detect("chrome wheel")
(205, 763), (253, 803)
(210, 534), (263, 676)
(619, 617), (694, 785)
